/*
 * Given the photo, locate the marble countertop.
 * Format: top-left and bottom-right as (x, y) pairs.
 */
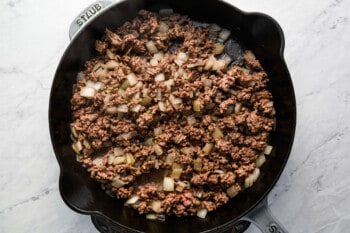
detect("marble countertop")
(1, 0), (349, 232)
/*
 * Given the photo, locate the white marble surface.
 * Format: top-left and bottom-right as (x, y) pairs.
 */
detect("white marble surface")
(0, 0), (350, 232)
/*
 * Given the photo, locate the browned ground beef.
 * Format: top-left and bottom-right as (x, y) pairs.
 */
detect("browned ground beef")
(70, 9), (275, 218)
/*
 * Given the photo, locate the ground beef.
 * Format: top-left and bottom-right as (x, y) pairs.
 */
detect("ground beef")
(70, 10), (275, 219)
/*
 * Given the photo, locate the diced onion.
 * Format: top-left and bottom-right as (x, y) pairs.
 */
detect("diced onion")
(202, 143), (213, 155)
(127, 73), (138, 86)
(153, 144), (163, 156)
(156, 89), (163, 100)
(244, 168), (260, 188)
(197, 209), (208, 219)
(169, 95), (182, 110)
(150, 58), (158, 66)
(83, 139), (91, 149)
(146, 41), (158, 54)
(106, 106), (118, 114)
(106, 49), (116, 60)
(125, 153), (135, 165)
(158, 101), (167, 112)
(204, 55), (216, 70)
(105, 60), (119, 70)
(111, 176), (127, 188)
(266, 101), (274, 107)
(177, 52), (188, 62)
(164, 79), (174, 91)
(264, 145), (273, 155)
(155, 73), (165, 82)
(193, 158), (202, 172)
(95, 67), (108, 78)
(245, 50), (256, 61)
(71, 125), (78, 138)
(212, 127), (224, 139)
(131, 104), (142, 113)
(125, 195), (140, 205)
(171, 166), (183, 180)
(76, 72), (85, 81)
(151, 200), (162, 213)
(108, 155), (115, 164)
(203, 78), (212, 88)
(120, 80), (130, 90)
(140, 96), (152, 106)
(176, 181), (187, 192)
(114, 147), (124, 156)
(222, 53), (232, 65)
(227, 185), (239, 198)
(213, 43), (225, 55)
(80, 87), (96, 98)
(207, 23), (221, 33)
(92, 157), (104, 166)
(154, 127), (162, 136)
(218, 28), (231, 43)
(72, 141), (83, 154)
(212, 59), (226, 71)
(163, 177), (175, 191)
(146, 213), (165, 221)
(234, 102), (242, 114)
(158, 22), (169, 33)
(144, 137), (154, 146)
(187, 115), (197, 125)
(256, 154), (266, 168)
(118, 131), (137, 140)
(113, 156), (126, 165)
(117, 104), (128, 113)
(193, 99), (201, 112)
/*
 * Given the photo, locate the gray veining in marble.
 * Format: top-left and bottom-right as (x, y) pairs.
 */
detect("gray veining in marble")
(0, 0), (349, 232)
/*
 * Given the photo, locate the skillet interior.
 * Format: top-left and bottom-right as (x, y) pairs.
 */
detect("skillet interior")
(49, 0), (296, 232)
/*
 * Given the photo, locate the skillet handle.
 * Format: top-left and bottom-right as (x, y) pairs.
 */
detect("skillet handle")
(241, 198), (289, 233)
(69, 0), (118, 40)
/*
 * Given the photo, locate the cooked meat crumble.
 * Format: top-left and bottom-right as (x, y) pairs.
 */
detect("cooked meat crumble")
(70, 9), (275, 219)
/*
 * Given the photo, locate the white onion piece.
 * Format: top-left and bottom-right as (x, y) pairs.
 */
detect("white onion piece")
(92, 156), (103, 167)
(106, 106), (118, 114)
(80, 87), (96, 98)
(177, 52), (188, 62)
(146, 41), (158, 54)
(104, 94), (111, 104)
(213, 169), (224, 174)
(142, 88), (150, 97)
(144, 137), (154, 146)
(114, 147), (124, 156)
(234, 102), (242, 114)
(197, 209), (208, 219)
(108, 155), (115, 165)
(212, 127), (224, 139)
(207, 23), (221, 32)
(163, 177), (175, 191)
(105, 60), (119, 69)
(85, 80), (95, 88)
(264, 145), (273, 155)
(117, 104), (129, 113)
(218, 28), (231, 43)
(70, 125), (78, 138)
(169, 95), (182, 109)
(203, 78), (213, 88)
(151, 200), (162, 213)
(256, 154), (266, 168)
(125, 195), (140, 205)
(153, 144), (163, 156)
(111, 176), (126, 188)
(158, 101), (167, 112)
(150, 58), (158, 66)
(158, 22), (169, 33)
(146, 214), (165, 221)
(72, 141), (83, 154)
(135, 81), (144, 89)
(204, 55), (216, 70)
(212, 59), (226, 71)
(113, 156), (126, 165)
(154, 127), (162, 136)
(227, 185), (239, 198)
(131, 104), (142, 113)
(153, 52), (164, 60)
(222, 53), (232, 65)
(127, 73), (138, 86)
(187, 115), (197, 125)
(164, 79), (174, 91)
(155, 73), (165, 82)
(118, 131), (137, 140)
(176, 181), (187, 192)
(202, 143), (213, 155)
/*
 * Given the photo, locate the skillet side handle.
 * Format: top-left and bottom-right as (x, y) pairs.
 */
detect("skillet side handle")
(241, 198), (289, 233)
(69, 0), (117, 40)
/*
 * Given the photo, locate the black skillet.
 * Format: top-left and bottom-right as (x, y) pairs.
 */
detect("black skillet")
(49, 0), (296, 232)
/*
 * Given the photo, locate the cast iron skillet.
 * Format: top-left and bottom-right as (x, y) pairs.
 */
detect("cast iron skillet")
(49, 0), (296, 232)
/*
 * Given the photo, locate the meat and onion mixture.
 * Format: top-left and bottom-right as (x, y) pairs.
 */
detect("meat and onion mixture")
(70, 9), (275, 219)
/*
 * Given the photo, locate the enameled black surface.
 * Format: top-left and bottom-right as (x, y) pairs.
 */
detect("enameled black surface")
(49, 0), (296, 232)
